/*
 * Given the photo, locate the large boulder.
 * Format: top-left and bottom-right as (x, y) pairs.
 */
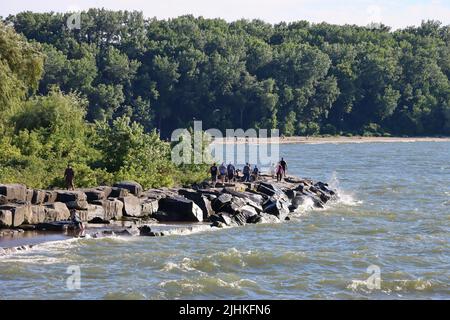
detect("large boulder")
(26, 189), (34, 202)
(82, 187), (112, 202)
(0, 205), (26, 227)
(232, 212), (247, 226)
(143, 188), (176, 200)
(209, 212), (234, 226)
(240, 205), (258, 218)
(262, 198), (290, 221)
(222, 189), (264, 213)
(43, 191), (57, 203)
(32, 190), (47, 205)
(231, 205), (258, 226)
(65, 200), (89, 210)
(44, 202), (71, 222)
(71, 204), (105, 222)
(55, 191), (87, 203)
(24, 205), (47, 224)
(119, 195), (142, 217)
(256, 182), (282, 197)
(0, 195), (8, 205)
(109, 187), (129, 198)
(301, 190), (325, 208)
(178, 189), (213, 220)
(211, 193), (233, 212)
(0, 184), (27, 202)
(91, 199), (124, 220)
(290, 195), (310, 212)
(314, 181), (336, 197)
(113, 181), (143, 197)
(248, 213), (281, 224)
(283, 189), (296, 200)
(138, 225), (163, 237)
(0, 209), (13, 227)
(141, 199), (159, 216)
(155, 196), (203, 222)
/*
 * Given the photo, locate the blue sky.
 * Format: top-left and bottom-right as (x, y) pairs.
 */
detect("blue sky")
(1, 0), (449, 29)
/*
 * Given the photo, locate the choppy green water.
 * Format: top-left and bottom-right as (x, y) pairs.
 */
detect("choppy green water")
(1, 142), (449, 299)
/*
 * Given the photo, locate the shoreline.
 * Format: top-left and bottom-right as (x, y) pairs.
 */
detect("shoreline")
(0, 175), (337, 254)
(211, 136), (450, 145)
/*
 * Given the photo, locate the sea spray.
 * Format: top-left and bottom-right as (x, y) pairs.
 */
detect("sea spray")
(328, 171), (362, 207)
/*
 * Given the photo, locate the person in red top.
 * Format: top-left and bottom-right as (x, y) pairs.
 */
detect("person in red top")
(276, 162), (285, 182)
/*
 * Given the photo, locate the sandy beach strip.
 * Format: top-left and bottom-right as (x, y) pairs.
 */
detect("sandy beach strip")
(210, 136), (450, 145)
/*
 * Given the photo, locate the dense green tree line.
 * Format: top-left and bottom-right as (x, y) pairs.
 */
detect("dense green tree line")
(3, 10), (449, 137)
(0, 21), (208, 188)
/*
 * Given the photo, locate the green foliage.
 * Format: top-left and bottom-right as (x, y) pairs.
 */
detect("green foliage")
(0, 21), (43, 129)
(94, 116), (176, 188)
(282, 111), (297, 136)
(5, 13), (449, 136)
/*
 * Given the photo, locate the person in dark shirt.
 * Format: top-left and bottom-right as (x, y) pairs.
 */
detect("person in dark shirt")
(210, 163), (218, 187)
(227, 163), (236, 182)
(64, 164), (75, 190)
(280, 158), (287, 177)
(252, 165), (260, 181)
(243, 163), (251, 182)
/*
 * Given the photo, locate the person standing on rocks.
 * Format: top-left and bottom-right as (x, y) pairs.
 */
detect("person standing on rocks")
(276, 162), (285, 182)
(243, 163), (251, 182)
(252, 165), (260, 181)
(64, 164), (75, 190)
(280, 158), (287, 177)
(227, 163), (236, 182)
(210, 163), (218, 187)
(219, 163), (227, 184)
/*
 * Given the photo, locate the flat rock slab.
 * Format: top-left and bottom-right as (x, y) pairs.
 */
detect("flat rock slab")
(55, 191), (87, 203)
(113, 181), (143, 197)
(0, 184), (27, 202)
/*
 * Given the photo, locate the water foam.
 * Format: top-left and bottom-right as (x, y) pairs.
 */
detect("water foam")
(328, 172), (362, 207)
(348, 278), (437, 294)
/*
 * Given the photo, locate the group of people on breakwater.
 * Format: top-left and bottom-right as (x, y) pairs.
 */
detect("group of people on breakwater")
(209, 158), (288, 186)
(63, 158), (288, 192)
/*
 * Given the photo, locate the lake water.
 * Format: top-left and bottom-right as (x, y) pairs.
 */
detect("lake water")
(0, 142), (449, 299)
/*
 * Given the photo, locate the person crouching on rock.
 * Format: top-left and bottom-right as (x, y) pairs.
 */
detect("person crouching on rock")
(70, 210), (84, 231)
(210, 163), (218, 187)
(64, 164), (75, 190)
(276, 162), (285, 182)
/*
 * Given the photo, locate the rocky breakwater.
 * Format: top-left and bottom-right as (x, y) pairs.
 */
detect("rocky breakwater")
(0, 176), (337, 251)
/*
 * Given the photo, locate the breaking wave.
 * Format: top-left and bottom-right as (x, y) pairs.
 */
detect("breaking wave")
(328, 172), (362, 207)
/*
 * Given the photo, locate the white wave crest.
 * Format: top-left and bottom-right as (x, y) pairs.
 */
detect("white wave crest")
(328, 172), (362, 207)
